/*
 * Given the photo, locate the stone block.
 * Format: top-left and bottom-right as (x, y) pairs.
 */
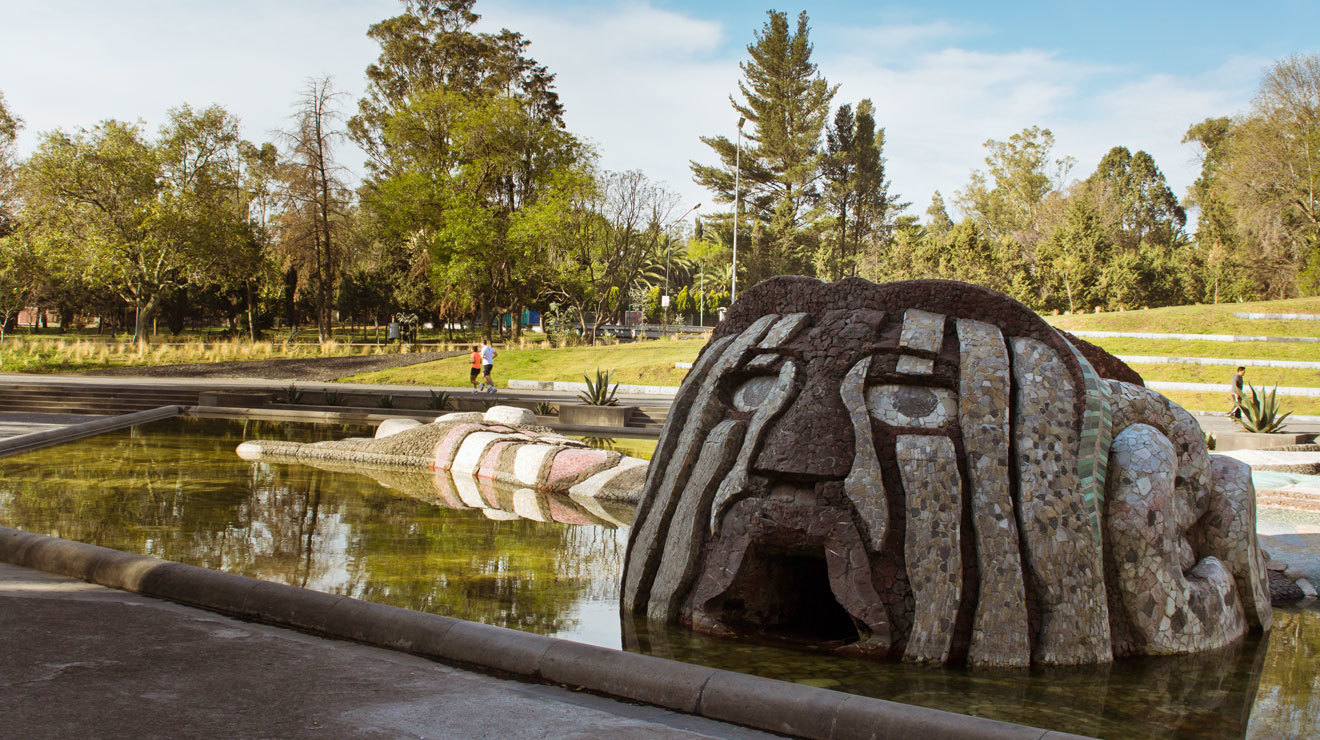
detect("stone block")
(375, 417), (422, 439)
(558, 404), (632, 427)
(198, 391), (275, 408)
(483, 405), (537, 426)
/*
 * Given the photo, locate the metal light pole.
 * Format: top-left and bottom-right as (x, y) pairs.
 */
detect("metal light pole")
(664, 202), (702, 337)
(732, 116), (744, 306)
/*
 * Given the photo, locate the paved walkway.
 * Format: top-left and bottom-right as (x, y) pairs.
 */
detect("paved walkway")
(0, 561), (772, 740)
(0, 372), (668, 406)
(0, 412), (102, 441)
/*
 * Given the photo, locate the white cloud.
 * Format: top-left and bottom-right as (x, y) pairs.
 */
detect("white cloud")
(0, 0), (1266, 226)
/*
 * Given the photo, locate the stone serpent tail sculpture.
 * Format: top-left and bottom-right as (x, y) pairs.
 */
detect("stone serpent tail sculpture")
(236, 407), (647, 526)
(622, 276), (1271, 668)
(237, 277), (1273, 668)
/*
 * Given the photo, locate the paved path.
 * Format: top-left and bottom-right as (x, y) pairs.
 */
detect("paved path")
(0, 372), (669, 408)
(0, 561), (772, 740)
(0, 412), (102, 441)
(1258, 507), (1320, 587)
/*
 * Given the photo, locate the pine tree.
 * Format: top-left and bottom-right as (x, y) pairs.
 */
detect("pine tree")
(690, 10), (836, 285)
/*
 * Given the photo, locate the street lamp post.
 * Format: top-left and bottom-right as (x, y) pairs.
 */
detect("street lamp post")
(664, 202), (701, 337)
(732, 116), (744, 305)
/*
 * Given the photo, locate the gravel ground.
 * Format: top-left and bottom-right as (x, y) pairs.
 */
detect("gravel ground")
(82, 351), (461, 382)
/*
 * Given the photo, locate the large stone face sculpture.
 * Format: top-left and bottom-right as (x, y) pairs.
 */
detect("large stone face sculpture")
(622, 277), (1272, 667)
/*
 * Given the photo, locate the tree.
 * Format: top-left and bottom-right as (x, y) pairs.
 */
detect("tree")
(280, 77), (352, 342)
(926, 191), (954, 237)
(22, 121), (168, 343)
(0, 225), (38, 341)
(1079, 146), (1185, 251)
(1184, 117), (1252, 303)
(956, 126), (1072, 241)
(351, 0), (578, 341)
(691, 10), (836, 284)
(1215, 55), (1320, 297)
(0, 91), (20, 237)
(535, 168), (679, 343)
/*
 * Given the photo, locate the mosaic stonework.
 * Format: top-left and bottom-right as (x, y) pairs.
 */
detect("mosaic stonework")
(235, 406), (649, 512)
(622, 276), (1274, 668)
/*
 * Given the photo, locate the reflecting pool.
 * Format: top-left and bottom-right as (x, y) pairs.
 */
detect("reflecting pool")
(0, 417), (1316, 739)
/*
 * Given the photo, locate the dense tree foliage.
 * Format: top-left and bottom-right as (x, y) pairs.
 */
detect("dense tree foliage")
(6, 6), (1320, 344)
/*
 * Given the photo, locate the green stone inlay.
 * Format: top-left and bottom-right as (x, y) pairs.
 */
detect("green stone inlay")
(1065, 341), (1113, 548)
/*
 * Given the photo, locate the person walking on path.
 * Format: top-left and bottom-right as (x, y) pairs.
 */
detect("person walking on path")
(1229, 366), (1247, 419)
(480, 341), (498, 393)
(469, 346), (483, 393)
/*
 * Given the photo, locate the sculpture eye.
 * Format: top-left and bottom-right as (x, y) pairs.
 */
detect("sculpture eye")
(732, 375), (781, 412)
(865, 385), (955, 428)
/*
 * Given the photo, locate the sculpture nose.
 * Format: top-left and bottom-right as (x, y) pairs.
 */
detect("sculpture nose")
(752, 377), (854, 480)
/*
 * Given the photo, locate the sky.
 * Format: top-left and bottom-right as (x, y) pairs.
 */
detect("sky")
(3, 0), (1319, 224)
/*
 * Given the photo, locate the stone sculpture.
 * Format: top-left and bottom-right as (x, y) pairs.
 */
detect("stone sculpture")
(236, 407), (648, 522)
(622, 276), (1272, 668)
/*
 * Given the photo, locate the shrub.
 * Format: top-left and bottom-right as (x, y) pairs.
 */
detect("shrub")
(533, 401), (558, 416)
(427, 390), (452, 411)
(284, 383), (303, 404)
(1234, 384), (1292, 434)
(322, 390), (343, 406)
(377, 394), (395, 409)
(578, 368), (619, 406)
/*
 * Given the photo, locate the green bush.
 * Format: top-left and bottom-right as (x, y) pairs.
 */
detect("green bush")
(427, 390), (452, 411)
(578, 368), (619, 406)
(1234, 384), (1292, 433)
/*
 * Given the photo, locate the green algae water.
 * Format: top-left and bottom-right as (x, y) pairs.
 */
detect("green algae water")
(0, 416), (1317, 739)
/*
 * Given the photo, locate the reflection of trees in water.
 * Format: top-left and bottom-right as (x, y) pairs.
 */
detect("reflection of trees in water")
(0, 416), (627, 637)
(1247, 609), (1320, 738)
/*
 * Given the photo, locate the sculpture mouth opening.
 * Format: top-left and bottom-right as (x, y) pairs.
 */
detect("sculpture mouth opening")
(710, 549), (859, 646)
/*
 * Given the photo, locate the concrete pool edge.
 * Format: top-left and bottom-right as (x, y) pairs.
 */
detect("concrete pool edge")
(0, 405), (183, 459)
(0, 526), (1090, 740)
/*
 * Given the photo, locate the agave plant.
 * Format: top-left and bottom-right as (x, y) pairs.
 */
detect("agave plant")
(1234, 384), (1292, 434)
(534, 401), (558, 416)
(322, 390), (343, 406)
(427, 390), (452, 411)
(578, 368), (619, 406)
(284, 383), (303, 404)
(377, 394), (395, 409)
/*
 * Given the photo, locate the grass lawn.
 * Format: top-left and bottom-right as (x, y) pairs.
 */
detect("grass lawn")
(1129, 364), (1320, 388)
(341, 338), (705, 388)
(1045, 297), (1320, 337)
(1080, 337), (1320, 362)
(1158, 390), (1320, 417)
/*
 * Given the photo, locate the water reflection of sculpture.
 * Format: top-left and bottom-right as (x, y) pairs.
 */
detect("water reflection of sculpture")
(622, 277), (1273, 668)
(237, 408), (642, 529)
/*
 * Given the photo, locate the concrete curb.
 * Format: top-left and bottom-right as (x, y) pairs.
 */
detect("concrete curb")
(508, 379), (680, 397)
(1118, 355), (1320, 369)
(1069, 329), (1320, 343)
(187, 406), (661, 439)
(0, 526), (1090, 740)
(0, 405), (182, 459)
(1147, 381), (1320, 398)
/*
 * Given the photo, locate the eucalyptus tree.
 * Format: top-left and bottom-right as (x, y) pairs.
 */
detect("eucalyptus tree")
(692, 10), (837, 285)
(350, 0), (579, 339)
(0, 91), (20, 237)
(1213, 54), (1320, 296)
(532, 168), (679, 343)
(280, 77), (353, 341)
(955, 126), (1073, 242)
